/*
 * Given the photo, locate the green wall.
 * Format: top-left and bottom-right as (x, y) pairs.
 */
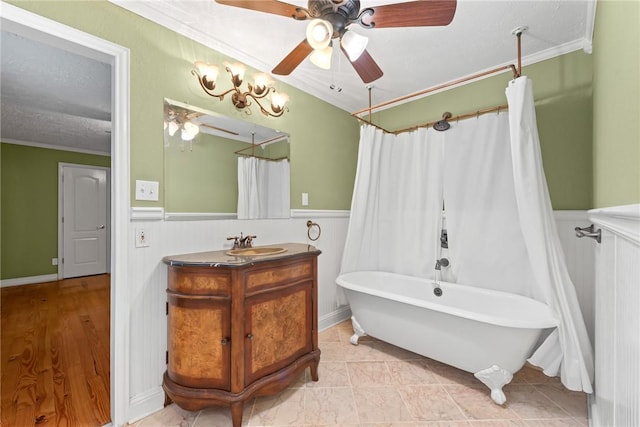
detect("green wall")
(0, 143), (110, 279)
(164, 131), (290, 214)
(592, 0), (640, 207)
(373, 50), (594, 210)
(5, 0), (359, 212)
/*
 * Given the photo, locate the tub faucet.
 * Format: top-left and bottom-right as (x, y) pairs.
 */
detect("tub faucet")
(435, 258), (450, 270)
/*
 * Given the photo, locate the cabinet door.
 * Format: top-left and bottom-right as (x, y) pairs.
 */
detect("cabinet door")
(167, 293), (231, 390)
(244, 282), (313, 385)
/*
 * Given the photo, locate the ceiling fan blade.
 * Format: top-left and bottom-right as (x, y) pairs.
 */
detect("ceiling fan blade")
(272, 39), (314, 75)
(364, 0), (457, 28)
(342, 47), (383, 84)
(214, 0), (301, 19)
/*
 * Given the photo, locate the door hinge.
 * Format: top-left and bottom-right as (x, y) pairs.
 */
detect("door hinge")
(165, 351), (168, 364)
(166, 302), (169, 315)
(61, 258), (64, 264)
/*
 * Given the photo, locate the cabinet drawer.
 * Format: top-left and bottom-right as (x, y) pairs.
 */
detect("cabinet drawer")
(245, 259), (313, 293)
(168, 266), (231, 295)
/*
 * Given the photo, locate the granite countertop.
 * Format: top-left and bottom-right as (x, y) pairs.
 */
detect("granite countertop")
(162, 242), (321, 268)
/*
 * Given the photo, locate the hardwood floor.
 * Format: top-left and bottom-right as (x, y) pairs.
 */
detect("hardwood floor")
(1, 275), (110, 426)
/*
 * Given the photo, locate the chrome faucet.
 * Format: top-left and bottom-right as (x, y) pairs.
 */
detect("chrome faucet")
(435, 257), (450, 270)
(227, 232), (257, 249)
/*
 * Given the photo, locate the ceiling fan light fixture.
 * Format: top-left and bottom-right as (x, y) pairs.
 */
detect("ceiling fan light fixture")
(181, 127), (196, 141)
(183, 121), (200, 137)
(167, 120), (180, 137)
(310, 45), (333, 70)
(341, 30), (368, 61)
(306, 19), (333, 50)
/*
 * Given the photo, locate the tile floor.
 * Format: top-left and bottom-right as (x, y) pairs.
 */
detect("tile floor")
(131, 320), (589, 426)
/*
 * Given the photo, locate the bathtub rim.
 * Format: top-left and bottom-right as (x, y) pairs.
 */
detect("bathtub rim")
(336, 270), (558, 330)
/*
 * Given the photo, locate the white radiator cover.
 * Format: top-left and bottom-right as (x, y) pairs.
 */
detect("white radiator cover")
(588, 204), (640, 427)
(123, 209), (597, 423)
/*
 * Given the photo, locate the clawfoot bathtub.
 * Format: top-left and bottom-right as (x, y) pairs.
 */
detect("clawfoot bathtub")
(336, 271), (557, 404)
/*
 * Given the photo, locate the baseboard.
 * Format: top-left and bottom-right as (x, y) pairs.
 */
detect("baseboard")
(318, 305), (352, 332)
(127, 386), (166, 424)
(0, 274), (58, 288)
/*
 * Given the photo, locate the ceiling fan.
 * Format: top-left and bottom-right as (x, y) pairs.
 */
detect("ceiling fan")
(215, 0), (457, 83)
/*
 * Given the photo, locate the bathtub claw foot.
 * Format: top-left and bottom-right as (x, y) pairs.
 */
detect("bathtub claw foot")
(349, 316), (367, 346)
(474, 365), (513, 405)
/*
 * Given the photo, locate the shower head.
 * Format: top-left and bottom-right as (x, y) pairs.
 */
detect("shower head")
(434, 112), (452, 132)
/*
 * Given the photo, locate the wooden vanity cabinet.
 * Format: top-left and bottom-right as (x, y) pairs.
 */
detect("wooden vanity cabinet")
(162, 244), (321, 427)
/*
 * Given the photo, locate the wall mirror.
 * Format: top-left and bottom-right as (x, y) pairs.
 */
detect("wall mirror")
(164, 98), (290, 220)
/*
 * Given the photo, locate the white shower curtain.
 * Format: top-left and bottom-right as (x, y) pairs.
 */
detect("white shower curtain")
(443, 112), (541, 299)
(340, 78), (593, 393)
(237, 157), (290, 219)
(506, 76), (594, 393)
(340, 124), (444, 278)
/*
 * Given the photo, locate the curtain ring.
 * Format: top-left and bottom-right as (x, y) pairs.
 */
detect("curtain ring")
(306, 220), (321, 241)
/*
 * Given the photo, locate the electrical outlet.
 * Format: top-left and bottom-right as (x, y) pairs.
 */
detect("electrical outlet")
(52, 258), (58, 266)
(135, 228), (150, 248)
(302, 192), (309, 206)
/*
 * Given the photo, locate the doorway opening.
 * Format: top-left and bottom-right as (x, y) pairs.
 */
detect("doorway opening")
(1, 3), (130, 425)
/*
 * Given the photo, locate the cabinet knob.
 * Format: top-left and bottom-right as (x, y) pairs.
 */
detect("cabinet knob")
(221, 337), (229, 345)
(246, 333), (254, 340)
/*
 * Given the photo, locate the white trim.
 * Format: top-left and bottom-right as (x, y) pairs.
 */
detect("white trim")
(583, 0), (597, 54)
(0, 274), (58, 288)
(318, 306), (352, 332)
(1, 138), (111, 157)
(130, 207), (165, 221)
(164, 211), (237, 221)
(291, 209), (350, 219)
(588, 204), (640, 245)
(126, 387), (165, 425)
(1, 4), (133, 425)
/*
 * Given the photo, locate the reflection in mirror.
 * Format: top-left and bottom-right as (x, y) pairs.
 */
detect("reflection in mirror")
(164, 99), (290, 220)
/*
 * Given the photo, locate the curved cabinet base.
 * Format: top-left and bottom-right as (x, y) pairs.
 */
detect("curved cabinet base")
(163, 350), (320, 425)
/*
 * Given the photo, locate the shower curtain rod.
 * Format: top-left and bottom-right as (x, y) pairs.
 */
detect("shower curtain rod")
(351, 63), (518, 119)
(234, 133), (289, 158)
(354, 103), (509, 135)
(351, 29), (525, 132)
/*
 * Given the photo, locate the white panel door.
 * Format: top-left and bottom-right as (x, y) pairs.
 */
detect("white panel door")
(62, 165), (109, 278)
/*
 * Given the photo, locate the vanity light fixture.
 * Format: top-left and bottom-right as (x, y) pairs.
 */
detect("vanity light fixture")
(192, 61), (289, 118)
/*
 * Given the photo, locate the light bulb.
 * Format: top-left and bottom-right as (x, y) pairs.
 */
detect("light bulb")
(310, 45), (333, 70)
(306, 19), (332, 50)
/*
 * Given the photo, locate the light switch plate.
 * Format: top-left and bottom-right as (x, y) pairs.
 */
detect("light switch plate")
(135, 180), (159, 201)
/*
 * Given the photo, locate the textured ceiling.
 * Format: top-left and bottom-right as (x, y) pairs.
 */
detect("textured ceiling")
(113, 0), (595, 113)
(0, 0), (595, 154)
(0, 30), (112, 154)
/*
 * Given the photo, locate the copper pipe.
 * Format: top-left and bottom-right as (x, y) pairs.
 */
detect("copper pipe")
(353, 103), (509, 135)
(352, 64), (518, 117)
(517, 32), (522, 77)
(390, 104), (509, 135)
(368, 86), (372, 123)
(234, 133), (289, 156)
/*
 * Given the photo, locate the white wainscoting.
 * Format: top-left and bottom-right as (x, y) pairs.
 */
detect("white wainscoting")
(553, 210), (597, 345)
(123, 209), (596, 423)
(588, 204), (640, 427)
(125, 210), (352, 423)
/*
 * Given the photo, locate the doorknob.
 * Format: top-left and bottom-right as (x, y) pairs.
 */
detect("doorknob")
(97, 225), (105, 229)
